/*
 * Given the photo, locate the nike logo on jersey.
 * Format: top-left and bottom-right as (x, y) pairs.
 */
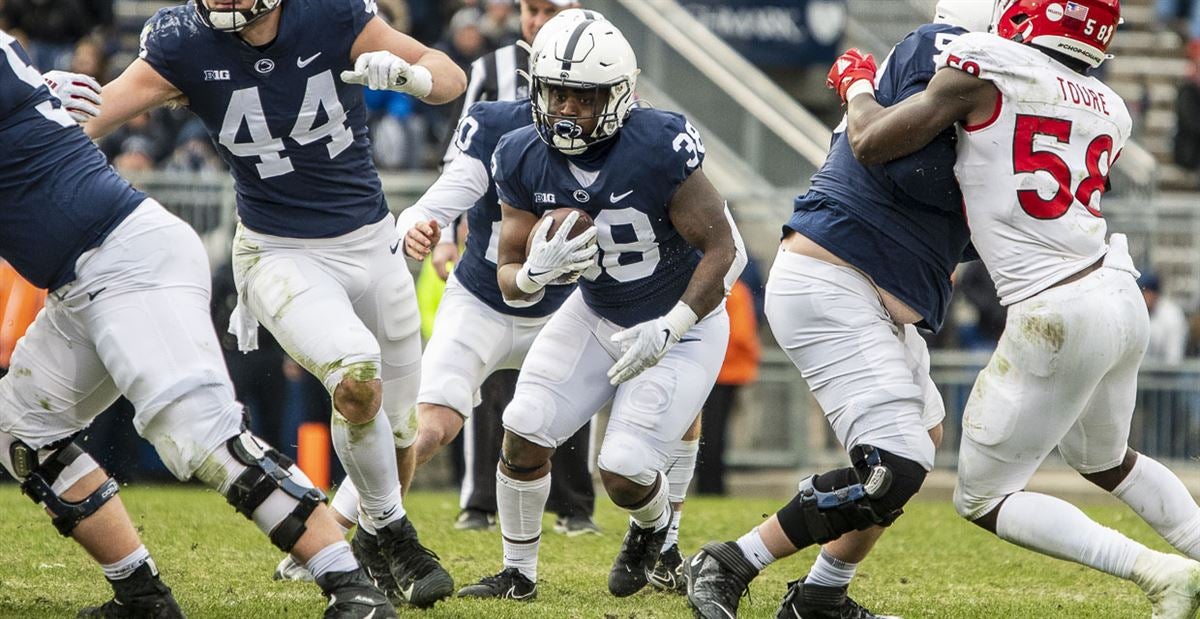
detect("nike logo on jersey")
(297, 52), (322, 68)
(389, 239), (401, 254)
(610, 190), (634, 203)
(87, 287), (107, 301)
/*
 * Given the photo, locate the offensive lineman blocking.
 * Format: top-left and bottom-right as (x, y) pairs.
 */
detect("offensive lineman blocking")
(84, 0), (466, 607)
(845, 0), (1200, 616)
(0, 30), (394, 618)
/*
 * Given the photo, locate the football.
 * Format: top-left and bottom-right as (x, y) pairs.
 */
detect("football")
(526, 206), (595, 256)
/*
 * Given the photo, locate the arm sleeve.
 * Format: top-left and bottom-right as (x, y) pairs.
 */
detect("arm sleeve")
(441, 56), (490, 165)
(395, 153), (489, 233)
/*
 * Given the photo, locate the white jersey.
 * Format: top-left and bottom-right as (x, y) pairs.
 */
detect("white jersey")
(936, 33), (1132, 306)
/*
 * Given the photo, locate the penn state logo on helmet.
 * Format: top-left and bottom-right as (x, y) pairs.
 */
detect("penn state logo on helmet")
(993, 0), (1121, 68)
(195, 0), (283, 33)
(528, 20), (640, 155)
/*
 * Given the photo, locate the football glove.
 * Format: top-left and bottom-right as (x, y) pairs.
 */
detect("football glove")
(340, 51), (433, 98)
(826, 49), (877, 104)
(42, 70), (102, 123)
(607, 302), (699, 385)
(515, 211), (598, 295)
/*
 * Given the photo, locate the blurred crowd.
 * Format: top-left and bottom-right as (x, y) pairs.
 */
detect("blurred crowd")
(0, 0), (526, 174)
(1161, 0), (1200, 178)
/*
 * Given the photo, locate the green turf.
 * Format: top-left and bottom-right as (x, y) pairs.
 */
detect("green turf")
(0, 486), (1175, 617)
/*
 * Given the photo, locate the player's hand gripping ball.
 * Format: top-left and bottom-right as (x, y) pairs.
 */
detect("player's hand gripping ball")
(516, 208), (597, 293)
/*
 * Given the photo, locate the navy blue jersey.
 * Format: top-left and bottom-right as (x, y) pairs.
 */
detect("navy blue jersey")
(787, 23), (972, 332)
(494, 108), (704, 327)
(450, 99), (574, 318)
(0, 31), (144, 290)
(139, 0), (386, 238)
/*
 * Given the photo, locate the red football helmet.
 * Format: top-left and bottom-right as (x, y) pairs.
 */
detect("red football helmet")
(993, 0), (1121, 68)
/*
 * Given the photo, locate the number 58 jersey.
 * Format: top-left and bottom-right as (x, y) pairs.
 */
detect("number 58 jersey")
(937, 32), (1132, 306)
(139, 0), (386, 239)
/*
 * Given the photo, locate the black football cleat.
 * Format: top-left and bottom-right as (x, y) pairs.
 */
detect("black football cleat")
(316, 568), (397, 619)
(77, 562), (185, 619)
(350, 528), (399, 602)
(608, 521), (670, 597)
(375, 517), (454, 608)
(456, 567), (538, 601)
(775, 578), (898, 619)
(685, 541), (760, 619)
(648, 543), (686, 594)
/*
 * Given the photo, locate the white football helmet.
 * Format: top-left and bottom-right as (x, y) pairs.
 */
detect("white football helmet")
(529, 20), (639, 154)
(525, 8), (609, 59)
(195, 0), (281, 32)
(933, 0), (996, 32)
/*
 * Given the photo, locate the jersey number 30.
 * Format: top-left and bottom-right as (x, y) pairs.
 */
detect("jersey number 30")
(219, 71), (353, 179)
(1013, 114), (1114, 219)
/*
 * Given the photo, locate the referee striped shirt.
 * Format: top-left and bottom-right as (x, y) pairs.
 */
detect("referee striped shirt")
(442, 43), (530, 165)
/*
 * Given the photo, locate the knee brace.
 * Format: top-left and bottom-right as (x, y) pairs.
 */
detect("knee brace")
(222, 432), (325, 552)
(10, 437), (117, 536)
(776, 445), (926, 548)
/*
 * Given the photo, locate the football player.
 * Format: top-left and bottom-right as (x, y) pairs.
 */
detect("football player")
(82, 0), (466, 608)
(400, 8), (703, 594)
(843, 0), (1200, 615)
(685, 2), (993, 617)
(0, 30), (394, 618)
(454, 20), (745, 602)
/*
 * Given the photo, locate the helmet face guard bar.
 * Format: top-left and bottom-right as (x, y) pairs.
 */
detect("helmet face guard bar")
(531, 75), (632, 154)
(195, 0), (281, 33)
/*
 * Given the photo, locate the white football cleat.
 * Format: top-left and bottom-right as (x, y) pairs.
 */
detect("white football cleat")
(274, 553), (315, 582)
(1132, 551), (1200, 619)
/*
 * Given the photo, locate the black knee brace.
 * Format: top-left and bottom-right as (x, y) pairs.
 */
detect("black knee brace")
(776, 445), (927, 549)
(10, 437), (119, 536)
(223, 432), (325, 552)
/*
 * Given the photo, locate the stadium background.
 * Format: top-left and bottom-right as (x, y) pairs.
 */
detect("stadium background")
(1, 0), (1198, 496)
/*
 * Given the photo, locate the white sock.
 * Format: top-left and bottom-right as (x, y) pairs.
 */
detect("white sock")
(662, 509), (682, 553)
(1112, 454), (1200, 560)
(305, 541), (358, 580)
(331, 409), (405, 533)
(666, 439), (699, 503)
(806, 549), (857, 588)
(996, 491), (1144, 579)
(102, 545), (151, 581)
(498, 470), (551, 582)
(736, 527), (776, 571)
(627, 474), (671, 532)
(330, 479), (360, 534)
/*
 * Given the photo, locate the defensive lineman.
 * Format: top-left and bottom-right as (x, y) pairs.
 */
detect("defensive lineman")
(0, 30), (394, 618)
(84, 0), (466, 607)
(845, 0), (1200, 616)
(455, 20), (744, 601)
(685, 2), (991, 617)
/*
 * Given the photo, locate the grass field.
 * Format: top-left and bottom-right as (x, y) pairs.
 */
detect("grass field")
(0, 486), (1176, 618)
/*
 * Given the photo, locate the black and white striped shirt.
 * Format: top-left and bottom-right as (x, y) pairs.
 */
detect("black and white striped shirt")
(442, 43), (530, 165)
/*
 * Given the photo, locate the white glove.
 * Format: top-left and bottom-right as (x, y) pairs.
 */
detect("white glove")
(515, 211), (598, 294)
(42, 70), (102, 123)
(607, 302), (699, 385)
(340, 51), (433, 98)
